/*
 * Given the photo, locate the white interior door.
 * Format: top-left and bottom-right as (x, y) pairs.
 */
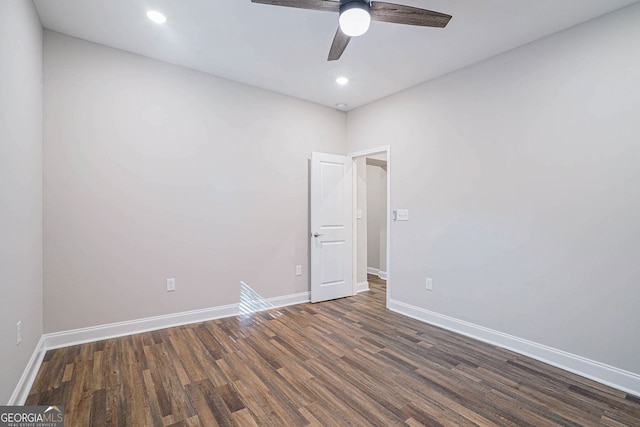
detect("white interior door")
(310, 152), (353, 303)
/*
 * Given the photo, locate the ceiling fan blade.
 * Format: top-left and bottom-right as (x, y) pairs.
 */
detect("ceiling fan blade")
(327, 26), (351, 61)
(251, 0), (340, 13)
(370, 2), (452, 28)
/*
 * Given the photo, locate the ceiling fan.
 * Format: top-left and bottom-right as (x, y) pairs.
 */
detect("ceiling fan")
(251, 0), (452, 61)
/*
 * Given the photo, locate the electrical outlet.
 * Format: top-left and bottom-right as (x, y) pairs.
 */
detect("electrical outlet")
(166, 278), (176, 292)
(295, 265), (302, 276)
(16, 321), (22, 345)
(426, 278), (433, 291)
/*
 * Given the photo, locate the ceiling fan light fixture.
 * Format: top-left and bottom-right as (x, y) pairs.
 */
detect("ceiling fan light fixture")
(339, 2), (371, 37)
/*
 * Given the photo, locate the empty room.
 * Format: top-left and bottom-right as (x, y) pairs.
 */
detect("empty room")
(2, 0), (639, 425)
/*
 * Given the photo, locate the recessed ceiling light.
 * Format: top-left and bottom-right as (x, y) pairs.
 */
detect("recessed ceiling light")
(336, 76), (349, 85)
(146, 10), (166, 24)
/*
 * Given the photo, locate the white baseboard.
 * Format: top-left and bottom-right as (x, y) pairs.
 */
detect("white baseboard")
(10, 291), (310, 404)
(388, 299), (640, 397)
(367, 267), (387, 280)
(356, 281), (370, 293)
(43, 291), (310, 351)
(42, 304), (239, 351)
(265, 292), (310, 309)
(7, 336), (47, 405)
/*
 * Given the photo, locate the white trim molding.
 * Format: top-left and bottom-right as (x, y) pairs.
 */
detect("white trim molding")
(43, 291), (310, 351)
(367, 267), (387, 280)
(388, 299), (640, 397)
(356, 281), (370, 293)
(9, 291), (310, 405)
(349, 145), (391, 311)
(42, 304), (239, 351)
(7, 336), (47, 405)
(263, 292), (310, 310)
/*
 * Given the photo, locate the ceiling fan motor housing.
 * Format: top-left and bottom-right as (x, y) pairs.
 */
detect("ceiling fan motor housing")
(340, 0), (371, 14)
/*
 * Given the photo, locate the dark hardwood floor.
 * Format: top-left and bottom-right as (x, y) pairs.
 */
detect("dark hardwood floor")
(28, 275), (640, 426)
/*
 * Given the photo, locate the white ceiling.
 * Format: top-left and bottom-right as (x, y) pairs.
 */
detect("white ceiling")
(33, 0), (639, 110)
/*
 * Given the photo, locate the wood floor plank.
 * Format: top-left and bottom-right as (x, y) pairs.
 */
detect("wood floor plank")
(27, 276), (640, 426)
(141, 369), (166, 426)
(231, 408), (259, 427)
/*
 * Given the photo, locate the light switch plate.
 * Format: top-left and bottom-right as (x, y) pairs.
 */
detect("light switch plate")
(295, 265), (302, 276)
(167, 278), (176, 292)
(396, 209), (409, 221)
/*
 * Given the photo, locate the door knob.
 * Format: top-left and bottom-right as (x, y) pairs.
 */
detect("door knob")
(313, 232), (323, 238)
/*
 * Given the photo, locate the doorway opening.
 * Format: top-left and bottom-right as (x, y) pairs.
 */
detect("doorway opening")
(308, 148), (390, 305)
(351, 147), (390, 307)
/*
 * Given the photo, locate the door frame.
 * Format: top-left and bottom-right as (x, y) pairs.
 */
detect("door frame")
(349, 146), (391, 308)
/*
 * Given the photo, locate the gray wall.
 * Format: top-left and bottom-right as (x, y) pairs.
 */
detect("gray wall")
(0, 1), (43, 403)
(347, 4), (640, 374)
(43, 31), (346, 333)
(366, 161), (387, 273)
